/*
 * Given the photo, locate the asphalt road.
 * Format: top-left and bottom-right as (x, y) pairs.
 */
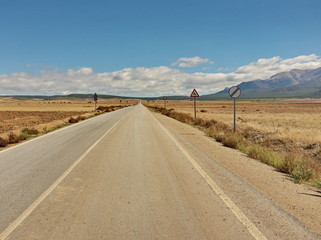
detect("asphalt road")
(0, 104), (319, 239)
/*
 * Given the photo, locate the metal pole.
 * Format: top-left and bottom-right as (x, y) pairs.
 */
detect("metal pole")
(234, 98), (236, 132)
(95, 101), (97, 111)
(194, 97), (196, 120)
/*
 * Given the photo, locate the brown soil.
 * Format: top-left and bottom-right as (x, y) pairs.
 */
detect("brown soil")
(0, 111), (86, 133)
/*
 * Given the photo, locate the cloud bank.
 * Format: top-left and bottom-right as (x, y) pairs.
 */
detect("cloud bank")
(1, 54), (321, 97)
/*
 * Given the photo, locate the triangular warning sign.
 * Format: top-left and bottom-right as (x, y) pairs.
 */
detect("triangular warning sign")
(190, 89), (199, 97)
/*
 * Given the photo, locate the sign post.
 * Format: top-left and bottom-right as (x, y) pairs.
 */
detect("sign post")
(190, 89), (200, 120)
(228, 86), (241, 132)
(163, 96), (167, 109)
(93, 93), (98, 111)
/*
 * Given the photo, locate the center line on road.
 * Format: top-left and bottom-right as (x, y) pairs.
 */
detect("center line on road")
(0, 110), (131, 240)
(153, 114), (267, 240)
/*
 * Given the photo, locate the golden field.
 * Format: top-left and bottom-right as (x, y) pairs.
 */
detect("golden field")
(145, 99), (321, 143)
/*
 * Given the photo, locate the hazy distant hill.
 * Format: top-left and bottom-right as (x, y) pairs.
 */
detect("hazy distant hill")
(6, 67), (321, 100)
(202, 67), (321, 99)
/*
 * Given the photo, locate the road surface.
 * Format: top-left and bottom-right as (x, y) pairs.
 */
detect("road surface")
(0, 104), (319, 239)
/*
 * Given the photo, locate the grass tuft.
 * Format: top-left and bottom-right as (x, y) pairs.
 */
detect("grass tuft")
(19, 128), (39, 140)
(21, 128), (39, 135)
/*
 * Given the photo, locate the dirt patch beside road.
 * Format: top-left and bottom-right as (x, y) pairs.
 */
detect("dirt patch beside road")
(0, 111), (87, 134)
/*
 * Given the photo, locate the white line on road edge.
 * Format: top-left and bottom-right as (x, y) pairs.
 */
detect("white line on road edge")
(0, 110), (131, 240)
(155, 117), (267, 240)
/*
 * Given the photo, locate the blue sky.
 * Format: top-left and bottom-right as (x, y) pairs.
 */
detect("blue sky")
(1, 0), (321, 96)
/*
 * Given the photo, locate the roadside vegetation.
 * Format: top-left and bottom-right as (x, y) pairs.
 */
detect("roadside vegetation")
(147, 105), (321, 188)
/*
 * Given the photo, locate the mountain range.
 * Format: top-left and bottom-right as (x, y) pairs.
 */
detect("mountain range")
(202, 67), (321, 99)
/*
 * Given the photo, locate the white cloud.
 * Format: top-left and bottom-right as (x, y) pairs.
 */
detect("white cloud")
(1, 54), (321, 97)
(171, 56), (213, 68)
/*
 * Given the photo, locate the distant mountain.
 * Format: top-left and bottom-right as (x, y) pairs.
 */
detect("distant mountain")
(5, 93), (190, 101)
(6, 67), (321, 100)
(202, 67), (321, 99)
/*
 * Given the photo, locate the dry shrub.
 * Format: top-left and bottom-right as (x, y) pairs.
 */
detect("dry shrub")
(221, 133), (244, 149)
(244, 144), (283, 167)
(208, 122), (231, 133)
(172, 112), (194, 124)
(241, 127), (255, 139)
(207, 128), (244, 149)
(7, 132), (20, 144)
(19, 128), (39, 140)
(69, 115), (86, 123)
(278, 153), (314, 183)
(21, 128), (39, 135)
(0, 137), (8, 147)
(203, 119), (217, 128)
(68, 117), (79, 123)
(155, 107), (194, 124)
(194, 118), (206, 126)
(96, 105), (124, 112)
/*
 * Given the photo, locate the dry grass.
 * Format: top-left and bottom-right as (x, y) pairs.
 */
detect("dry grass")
(146, 100), (321, 142)
(146, 102), (321, 187)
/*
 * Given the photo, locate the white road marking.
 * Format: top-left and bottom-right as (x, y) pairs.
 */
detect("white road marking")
(154, 114), (267, 240)
(0, 110), (131, 240)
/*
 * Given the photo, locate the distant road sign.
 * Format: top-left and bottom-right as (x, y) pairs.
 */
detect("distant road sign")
(229, 86), (241, 98)
(190, 89), (200, 97)
(93, 93), (98, 101)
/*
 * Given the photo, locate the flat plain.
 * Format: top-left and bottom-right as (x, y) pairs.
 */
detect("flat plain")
(147, 99), (321, 143)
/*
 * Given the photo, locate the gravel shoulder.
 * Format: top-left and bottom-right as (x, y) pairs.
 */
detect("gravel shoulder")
(153, 110), (321, 237)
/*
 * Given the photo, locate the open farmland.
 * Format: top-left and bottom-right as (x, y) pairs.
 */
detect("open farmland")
(0, 97), (138, 141)
(147, 99), (321, 143)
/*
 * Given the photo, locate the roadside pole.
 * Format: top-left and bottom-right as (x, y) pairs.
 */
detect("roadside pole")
(190, 89), (200, 120)
(194, 97), (196, 119)
(93, 93), (98, 111)
(163, 96), (167, 109)
(228, 87), (241, 132)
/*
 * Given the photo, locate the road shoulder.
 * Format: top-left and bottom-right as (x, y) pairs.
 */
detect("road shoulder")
(152, 110), (321, 236)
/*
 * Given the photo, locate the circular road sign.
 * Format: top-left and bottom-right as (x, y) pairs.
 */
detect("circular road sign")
(93, 93), (98, 101)
(229, 86), (241, 98)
